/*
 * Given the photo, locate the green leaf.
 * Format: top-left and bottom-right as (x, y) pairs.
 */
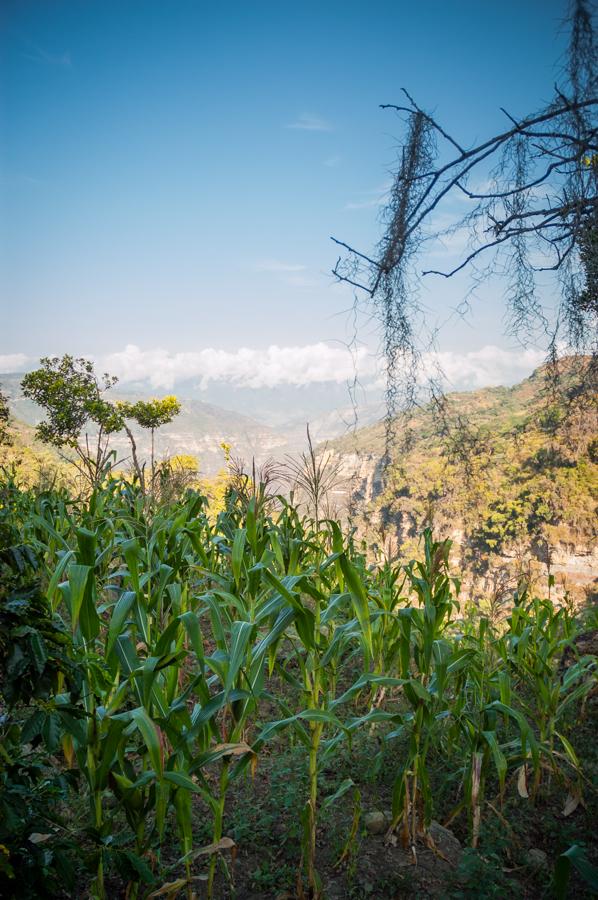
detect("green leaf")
(63, 564), (91, 633)
(339, 556), (373, 666)
(555, 731), (581, 771)
(296, 708), (346, 732)
(28, 630), (48, 675)
(46, 550), (75, 608)
(106, 591), (136, 659)
(246, 498), (257, 550)
(131, 707), (163, 776)
(254, 714), (311, 749)
(95, 719), (127, 787)
(122, 539), (142, 594)
(322, 778), (355, 811)
(119, 849), (156, 885)
(554, 845), (598, 899)
(225, 620), (254, 694)
(76, 527), (97, 566)
(41, 712), (61, 753)
(406, 678), (432, 703)
(482, 730), (507, 794)
(231, 529), (246, 587)
(21, 709), (44, 743)
(163, 771), (204, 794)
(180, 611), (204, 664)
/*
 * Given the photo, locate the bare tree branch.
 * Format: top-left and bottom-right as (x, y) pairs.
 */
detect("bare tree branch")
(331, 0), (597, 459)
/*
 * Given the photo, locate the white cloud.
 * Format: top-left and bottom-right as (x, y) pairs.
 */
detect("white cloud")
(22, 39), (72, 68)
(344, 181), (392, 211)
(253, 259), (319, 288)
(344, 197), (384, 211)
(286, 114), (332, 132)
(101, 343), (377, 390)
(254, 259), (307, 273)
(2, 344), (549, 395)
(0, 353), (29, 373)
(101, 343), (547, 392)
(422, 346), (546, 389)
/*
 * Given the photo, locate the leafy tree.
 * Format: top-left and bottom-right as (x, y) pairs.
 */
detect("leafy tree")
(118, 395), (181, 488)
(0, 387), (11, 447)
(21, 356), (124, 489)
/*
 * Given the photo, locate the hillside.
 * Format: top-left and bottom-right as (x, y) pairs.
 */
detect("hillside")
(0, 417), (74, 489)
(0, 373), (289, 476)
(2, 359), (597, 604)
(327, 357), (598, 602)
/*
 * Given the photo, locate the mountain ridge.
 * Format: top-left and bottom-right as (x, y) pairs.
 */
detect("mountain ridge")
(325, 356), (597, 602)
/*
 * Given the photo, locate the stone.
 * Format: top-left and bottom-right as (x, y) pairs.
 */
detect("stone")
(526, 847), (548, 869)
(364, 810), (387, 835)
(428, 821), (462, 867)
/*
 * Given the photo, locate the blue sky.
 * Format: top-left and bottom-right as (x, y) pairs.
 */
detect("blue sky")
(0, 0), (572, 395)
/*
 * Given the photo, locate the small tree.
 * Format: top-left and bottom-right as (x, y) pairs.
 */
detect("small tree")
(118, 396), (181, 489)
(0, 387), (11, 447)
(21, 356), (124, 489)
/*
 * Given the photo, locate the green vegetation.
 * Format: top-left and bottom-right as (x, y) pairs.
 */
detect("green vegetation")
(19, 356), (182, 493)
(118, 396), (182, 491)
(0, 388), (10, 448)
(0, 459), (597, 899)
(332, 358), (597, 601)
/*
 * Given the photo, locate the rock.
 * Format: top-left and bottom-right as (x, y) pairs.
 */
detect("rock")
(526, 847), (548, 869)
(364, 810), (387, 835)
(102, 790), (118, 809)
(428, 821), (462, 867)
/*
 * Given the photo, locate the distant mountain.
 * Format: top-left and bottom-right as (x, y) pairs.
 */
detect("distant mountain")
(3, 358), (596, 605)
(0, 416), (73, 488)
(0, 373), (288, 475)
(327, 357), (598, 602)
(0, 371), (384, 474)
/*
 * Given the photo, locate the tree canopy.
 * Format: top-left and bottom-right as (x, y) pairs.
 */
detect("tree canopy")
(20, 357), (182, 492)
(0, 388), (11, 448)
(21, 356), (124, 487)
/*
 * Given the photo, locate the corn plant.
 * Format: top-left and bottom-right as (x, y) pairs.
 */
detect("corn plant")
(499, 592), (596, 798)
(245, 518), (378, 899)
(36, 487), (218, 897)
(443, 617), (536, 846)
(380, 531), (461, 850)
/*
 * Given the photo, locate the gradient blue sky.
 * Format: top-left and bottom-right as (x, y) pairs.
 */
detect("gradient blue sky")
(0, 0), (572, 391)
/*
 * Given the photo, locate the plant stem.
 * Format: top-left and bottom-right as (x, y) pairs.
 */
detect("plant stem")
(307, 723), (322, 897)
(93, 781), (105, 899)
(208, 759), (230, 899)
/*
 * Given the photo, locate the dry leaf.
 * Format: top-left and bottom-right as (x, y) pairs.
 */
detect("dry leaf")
(516, 765), (529, 798)
(186, 836), (236, 861)
(147, 878), (188, 898)
(213, 742), (252, 756)
(562, 793), (581, 816)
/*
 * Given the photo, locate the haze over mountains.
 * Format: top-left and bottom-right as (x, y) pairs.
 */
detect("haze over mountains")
(0, 371), (385, 475)
(2, 353), (594, 496)
(0, 343), (552, 468)
(2, 357), (596, 602)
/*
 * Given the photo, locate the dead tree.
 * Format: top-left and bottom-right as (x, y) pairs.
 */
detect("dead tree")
(332, 0), (597, 458)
